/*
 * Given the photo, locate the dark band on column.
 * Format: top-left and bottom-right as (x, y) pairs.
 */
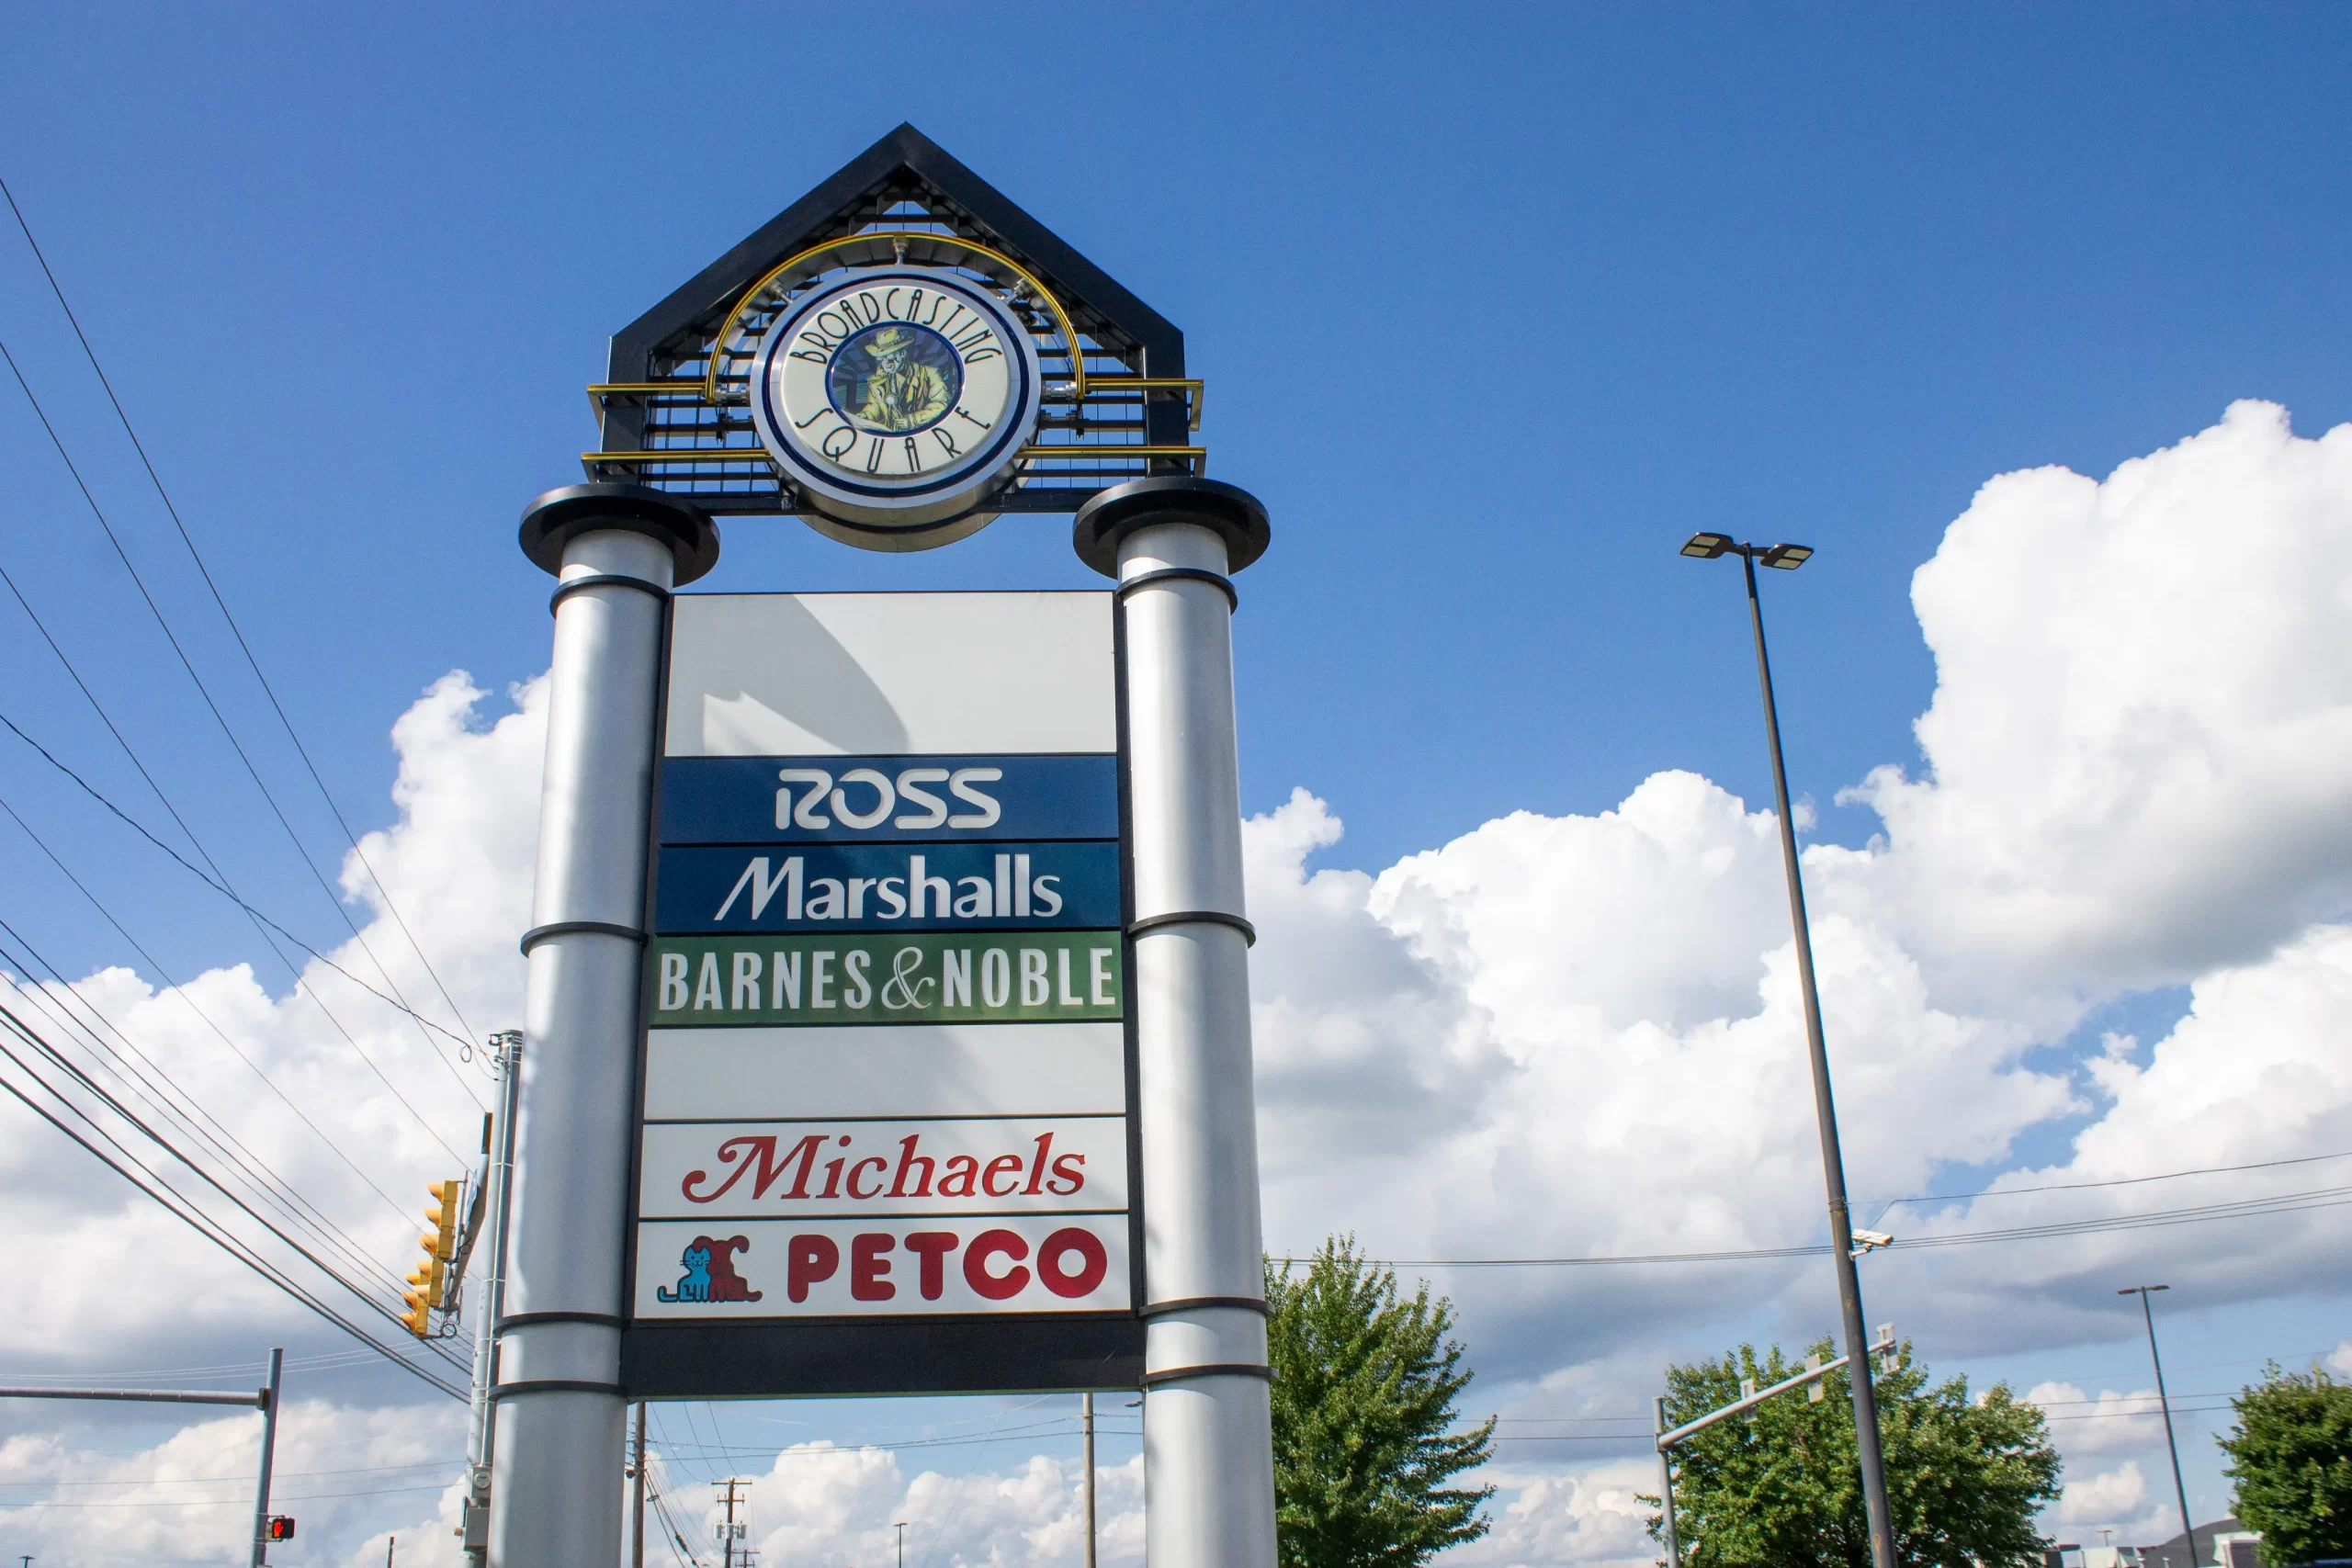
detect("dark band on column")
(549, 573), (673, 615)
(1140, 1363), (1274, 1387)
(1127, 909), (1257, 946)
(1140, 1296), (1272, 1318)
(1116, 566), (1237, 610)
(519, 920), (649, 954)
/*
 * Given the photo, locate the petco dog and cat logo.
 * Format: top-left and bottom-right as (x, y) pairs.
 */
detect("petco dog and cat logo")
(653, 1235), (763, 1304)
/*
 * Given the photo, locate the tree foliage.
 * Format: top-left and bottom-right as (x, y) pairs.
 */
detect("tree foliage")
(1265, 1236), (1495, 1568)
(2219, 1362), (2352, 1565)
(1649, 1337), (2061, 1568)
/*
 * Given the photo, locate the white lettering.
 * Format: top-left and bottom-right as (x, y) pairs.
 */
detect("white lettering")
(714, 856), (802, 921)
(777, 769), (834, 829)
(830, 768), (895, 829)
(894, 768), (949, 829)
(946, 768), (1002, 829)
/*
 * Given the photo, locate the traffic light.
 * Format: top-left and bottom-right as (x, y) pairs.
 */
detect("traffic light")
(401, 1179), (464, 1337)
(266, 1516), (296, 1540)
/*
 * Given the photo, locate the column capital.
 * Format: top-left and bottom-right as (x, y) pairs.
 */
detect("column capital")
(1072, 477), (1270, 579)
(519, 483), (719, 584)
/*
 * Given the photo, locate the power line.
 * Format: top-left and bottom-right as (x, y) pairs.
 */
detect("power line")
(0, 991), (474, 1375)
(0, 925), (420, 1292)
(0, 171), (478, 1050)
(0, 548), (474, 1147)
(0, 707), (481, 1056)
(0, 1010), (465, 1400)
(0, 333), (481, 1109)
(1288, 1180), (2352, 1268)
(0, 791), (469, 1167)
(1878, 1149), (2352, 1210)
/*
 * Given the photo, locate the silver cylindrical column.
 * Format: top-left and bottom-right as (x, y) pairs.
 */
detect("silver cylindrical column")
(1078, 479), (1275, 1568)
(495, 486), (715, 1568)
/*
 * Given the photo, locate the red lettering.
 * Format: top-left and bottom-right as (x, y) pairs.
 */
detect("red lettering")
(846, 1156), (888, 1200)
(1046, 1152), (1086, 1196)
(964, 1229), (1030, 1300)
(682, 1133), (824, 1203)
(982, 1155), (1025, 1197)
(851, 1234), (896, 1301)
(905, 1232), (959, 1300)
(939, 1155), (978, 1197)
(819, 1134), (852, 1198)
(787, 1235), (839, 1302)
(1037, 1228), (1108, 1298)
(888, 1135), (935, 1198)
(1023, 1132), (1054, 1195)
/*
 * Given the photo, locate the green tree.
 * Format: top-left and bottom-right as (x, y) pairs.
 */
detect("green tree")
(2219, 1361), (2352, 1564)
(1265, 1235), (1495, 1568)
(1649, 1338), (2061, 1568)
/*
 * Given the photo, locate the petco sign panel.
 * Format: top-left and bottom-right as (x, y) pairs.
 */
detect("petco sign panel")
(624, 592), (1136, 1395)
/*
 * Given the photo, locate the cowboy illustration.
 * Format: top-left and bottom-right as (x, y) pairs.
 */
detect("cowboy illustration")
(847, 325), (953, 433)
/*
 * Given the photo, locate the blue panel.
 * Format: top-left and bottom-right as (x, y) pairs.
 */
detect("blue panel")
(657, 841), (1123, 934)
(660, 755), (1119, 844)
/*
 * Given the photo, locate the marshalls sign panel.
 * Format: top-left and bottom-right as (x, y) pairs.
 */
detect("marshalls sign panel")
(621, 591), (1142, 1397)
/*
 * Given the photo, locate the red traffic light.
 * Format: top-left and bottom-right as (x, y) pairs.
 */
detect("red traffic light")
(266, 1516), (296, 1540)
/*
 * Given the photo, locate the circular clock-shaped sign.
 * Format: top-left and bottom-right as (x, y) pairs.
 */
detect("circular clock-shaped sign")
(749, 266), (1044, 549)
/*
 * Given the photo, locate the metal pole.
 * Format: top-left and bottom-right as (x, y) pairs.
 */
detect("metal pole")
(1080, 479), (1277, 1568)
(465, 1032), (521, 1565)
(1738, 547), (1898, 1568)
(495, 486), (714, 1568)
(2127, 1287), (2198, 1566)
(895, 1522), (906, 1568)
(631, 1402), (648, 1568)
(1655, 1395), (1682, 1568)
(1082, 1392), (1098, 1568)
(250, 1347), (282, 1568)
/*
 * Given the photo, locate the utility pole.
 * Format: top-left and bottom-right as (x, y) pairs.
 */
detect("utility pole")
(718, 1476), (750, 1568)
(250, 1348), (284, 1568)
(895, 1520), (908, 1568)
(387, 1535), (396, 1567)
(2122, 1285), (2199, 1568)
(462, 1031), (522, 1565)
(631, 1402), (648, 1568)
(1081, 1393), (1097, 1568)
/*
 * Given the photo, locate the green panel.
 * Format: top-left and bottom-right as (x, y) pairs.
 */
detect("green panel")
(650, 931), (1124, 1026)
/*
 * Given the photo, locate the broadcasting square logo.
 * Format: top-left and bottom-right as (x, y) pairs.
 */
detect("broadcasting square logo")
(635, 728), (1131, 1319)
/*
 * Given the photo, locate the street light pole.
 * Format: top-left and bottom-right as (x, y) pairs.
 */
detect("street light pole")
(1682, 532), (1898, 1568)
(2122, 1285), (2198, 1568)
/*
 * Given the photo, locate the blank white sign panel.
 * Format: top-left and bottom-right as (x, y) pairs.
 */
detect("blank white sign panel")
(666, 592), (1115, 758)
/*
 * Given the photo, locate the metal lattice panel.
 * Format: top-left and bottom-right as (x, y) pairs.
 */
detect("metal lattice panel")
(585, 127), (1201, 517)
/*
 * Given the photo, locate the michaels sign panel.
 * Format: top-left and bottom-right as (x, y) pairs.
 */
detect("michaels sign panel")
(622, 592), (1138, 1397)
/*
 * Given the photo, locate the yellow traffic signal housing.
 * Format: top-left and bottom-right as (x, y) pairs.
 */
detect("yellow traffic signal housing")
(398, 1178), (465, 1337)
(425, 1179), (462, 1261)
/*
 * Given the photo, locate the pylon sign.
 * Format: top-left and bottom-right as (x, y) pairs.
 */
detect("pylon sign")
(499, 127), (1277, 1568)
(620, 591), (1142, 1396)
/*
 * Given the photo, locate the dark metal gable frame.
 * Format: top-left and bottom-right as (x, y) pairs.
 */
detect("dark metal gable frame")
(589, 124), (1201, 516)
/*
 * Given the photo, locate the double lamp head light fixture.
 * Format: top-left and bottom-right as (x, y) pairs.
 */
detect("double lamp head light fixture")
(1681, 532), (1815, 570)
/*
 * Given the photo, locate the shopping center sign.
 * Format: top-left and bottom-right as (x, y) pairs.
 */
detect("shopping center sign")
(621, 591), (1137, 1395)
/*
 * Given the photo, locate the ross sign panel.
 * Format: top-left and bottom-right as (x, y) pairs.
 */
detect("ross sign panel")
(621, 592), (1140, 1397)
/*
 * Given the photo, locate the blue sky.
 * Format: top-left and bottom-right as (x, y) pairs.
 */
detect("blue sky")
(3, 6), (2350, 1564)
